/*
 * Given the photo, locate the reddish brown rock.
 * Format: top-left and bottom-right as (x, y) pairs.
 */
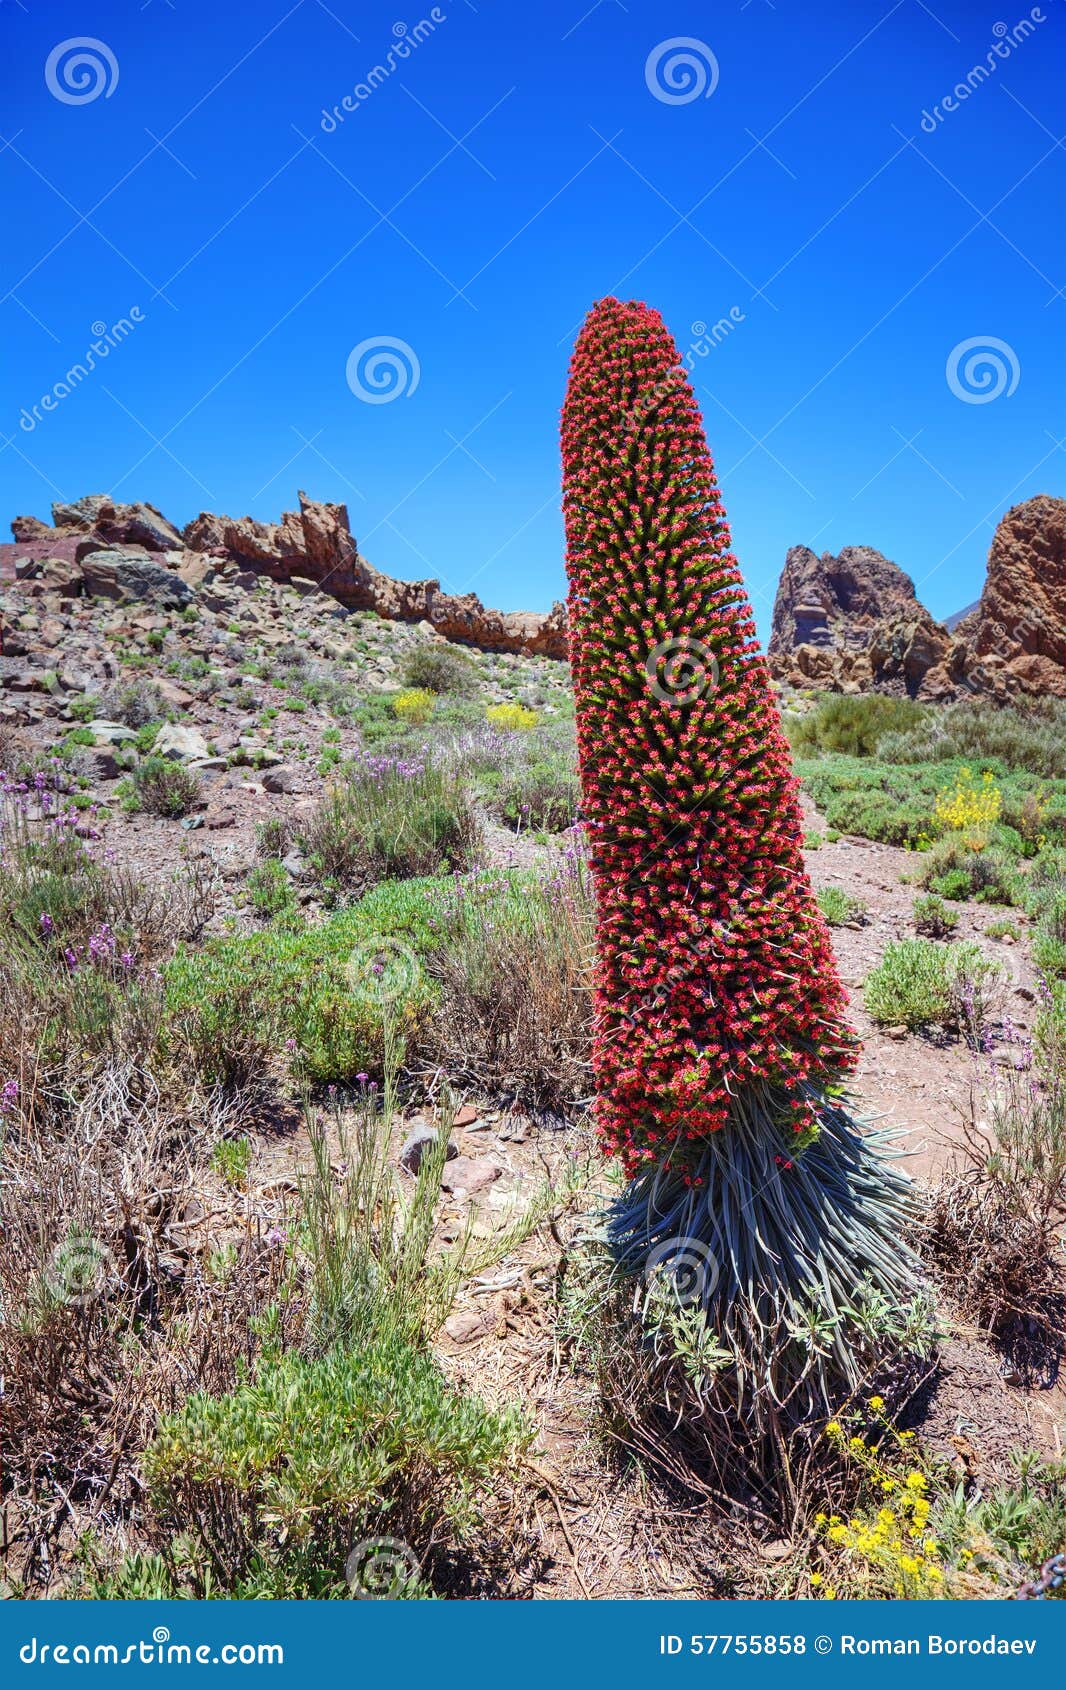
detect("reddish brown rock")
(183, 488), (569, 658)
(953, 495), (1066, 699)
(768, 543), (955, 699)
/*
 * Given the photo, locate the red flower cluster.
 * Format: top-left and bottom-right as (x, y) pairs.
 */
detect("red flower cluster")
(561, 297), (858, 1175)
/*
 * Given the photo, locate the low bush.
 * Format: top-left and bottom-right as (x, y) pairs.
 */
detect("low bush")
(163, 879), (443, 1088)
(923, 1061), (1066, 1360)
(912, 893), (958, 938)
(245, 859), (293, 918)
(864, 939), (1007, 1039)
(140, 1338), (524, 1597)
(808, 1405), (1066, 1598)
(131, 758), (202, 819)
(787, 694), (927, 759)
(486, 702), (538, 732)
(298, 754), (479, 898)
(400, 643), (477, 696)
(815, 886), (866, 927)
(98, 679), (166, 730)
(421, 862), (594, 1109)
(392, 687), (435, 726)
(918, 835), (1023, 907)
(878, 699), (1066, 781)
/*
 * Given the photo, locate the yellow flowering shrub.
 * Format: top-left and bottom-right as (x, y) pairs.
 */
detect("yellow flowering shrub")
(486, 702), (539, 731)
(934, 767), (1001, 850)
(811, 1406), (945, 1598)
(808, 1402), (1066, 1602)
(392, 688), (435, 725)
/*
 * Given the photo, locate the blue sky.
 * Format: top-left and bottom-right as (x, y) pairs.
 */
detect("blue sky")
(1, 0), (1063, 637)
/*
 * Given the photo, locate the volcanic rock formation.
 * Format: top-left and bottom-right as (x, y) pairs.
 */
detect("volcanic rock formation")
(2, 490), (568, 660)
(767, 543), (962, 699)
(951, 495), (1066, 699)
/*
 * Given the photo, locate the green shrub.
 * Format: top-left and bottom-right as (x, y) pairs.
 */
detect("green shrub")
(162, 881), (442, 1087)
(1036, 979), (1066, 1075)
(864, 940), (953, 1030)
(298, 756), (479, 897)
(1034, 933), (1066, 981)
(787, 694), (928, 759)
(211, 1137), (251, 1189)
(99, 679), (166, 730)
(400, 643), (477, 696)
(913, 893), (958, 938)
(816, 886), (866, 927)
(133, 758), (202, 819)
(246, 859), (293, 918)
(142, 1338), (524, 1598)
(920, 836), (1023, 906)
(392, 688), (435, 726)
(864, 939), (1007, 1040)
(485, 754), (580, 834)
(878, 700), (1066, 780)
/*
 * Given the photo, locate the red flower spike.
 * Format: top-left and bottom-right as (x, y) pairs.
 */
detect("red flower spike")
(561, 297), (857, 1176)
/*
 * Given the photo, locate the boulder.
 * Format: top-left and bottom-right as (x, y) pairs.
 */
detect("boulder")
(81, 550), (193, 609)
(154, 722), (210, 763)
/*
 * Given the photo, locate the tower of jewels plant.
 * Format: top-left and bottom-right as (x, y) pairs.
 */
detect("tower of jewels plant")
(561, 297), (922, 1421)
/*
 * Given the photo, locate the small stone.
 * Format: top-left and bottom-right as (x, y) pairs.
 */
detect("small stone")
(262, 764), (297, 794)
(441, 1157), (502, 1196)
(399, 1121), (457, 1174)
(452, 1102), (479, 1128)
(443, 1309), (496, 1345)
(883, 1024), (909, 1041)
(89, 719), (138, 745)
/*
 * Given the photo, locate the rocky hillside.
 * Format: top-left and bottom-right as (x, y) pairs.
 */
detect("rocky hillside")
(768, 495), (1066, 701)
(2, 489), (568, 660)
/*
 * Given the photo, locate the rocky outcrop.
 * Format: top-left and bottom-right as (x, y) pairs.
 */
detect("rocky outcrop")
(182, 490), (569, 659)
(5, 488), (568, 662)
(48, 496), (184, 552)
(768, 543), (960, 699)
(769, 502), (1066, 702)
(951, 495), (1066, 699)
